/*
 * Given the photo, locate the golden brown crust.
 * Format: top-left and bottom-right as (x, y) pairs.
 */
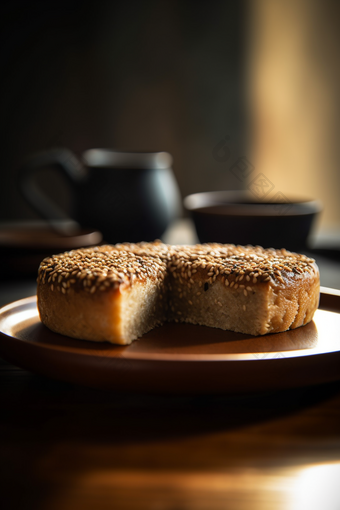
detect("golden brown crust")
(38, 281), (124, 343)
(37, 242), (320, 342)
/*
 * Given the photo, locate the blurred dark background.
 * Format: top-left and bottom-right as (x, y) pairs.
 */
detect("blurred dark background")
(1, 0), (340, 232)
(0, 0), (247, 222)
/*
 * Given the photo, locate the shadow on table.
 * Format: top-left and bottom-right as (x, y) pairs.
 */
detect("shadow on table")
(1, 358), (340, 510)
(1, 359), (339, 444)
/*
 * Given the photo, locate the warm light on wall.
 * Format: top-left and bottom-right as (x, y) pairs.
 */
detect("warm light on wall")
(249, 0), (340, 229)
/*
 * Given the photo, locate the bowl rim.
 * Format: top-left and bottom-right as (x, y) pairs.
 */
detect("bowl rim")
(183, 191), (322, 217)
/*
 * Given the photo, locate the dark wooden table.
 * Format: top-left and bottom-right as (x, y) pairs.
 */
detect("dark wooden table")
(1, 279), (340, 510)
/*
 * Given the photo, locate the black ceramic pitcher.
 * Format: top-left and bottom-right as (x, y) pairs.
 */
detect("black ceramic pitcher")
(18, 148), (181, 243)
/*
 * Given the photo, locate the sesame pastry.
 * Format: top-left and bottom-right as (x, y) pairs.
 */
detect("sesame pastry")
(37, 242), (320, 344)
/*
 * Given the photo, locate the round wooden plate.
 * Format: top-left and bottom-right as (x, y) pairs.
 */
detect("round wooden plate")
(0, 288), (339, 394)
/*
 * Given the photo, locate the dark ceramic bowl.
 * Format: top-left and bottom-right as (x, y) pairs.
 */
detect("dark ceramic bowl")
(184, 191), (322, 252)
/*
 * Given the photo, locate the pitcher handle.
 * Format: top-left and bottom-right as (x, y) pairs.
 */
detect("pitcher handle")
(18, 148), (87, 235)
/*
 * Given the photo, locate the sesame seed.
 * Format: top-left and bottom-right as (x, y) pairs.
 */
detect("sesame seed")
(38, 242), (316, 299)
